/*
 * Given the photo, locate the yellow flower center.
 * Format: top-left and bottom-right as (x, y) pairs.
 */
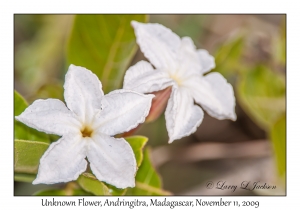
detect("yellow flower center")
(170, 74), (182, 86)
(81, 125), (94, 138)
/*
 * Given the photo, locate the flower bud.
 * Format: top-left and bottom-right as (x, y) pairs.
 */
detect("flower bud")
(145, 86), (172, 123)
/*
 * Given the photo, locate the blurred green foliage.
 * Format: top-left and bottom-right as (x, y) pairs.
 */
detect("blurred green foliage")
(213, 16), (286, 180)
(67, 15), (148, 93)
(237, 65), (285, 130)
(15, 15), (72, 96)
(214, 35), (245, 79)
(270, 115), (286, 180)
(32, 81), (64, 102)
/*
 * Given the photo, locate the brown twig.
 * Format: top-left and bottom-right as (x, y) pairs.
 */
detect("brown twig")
(151, 140), (272, 167)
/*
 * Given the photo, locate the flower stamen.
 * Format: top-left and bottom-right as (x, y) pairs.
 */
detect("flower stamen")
(81, 126), (93, 138)
(170, 74), (182, 86)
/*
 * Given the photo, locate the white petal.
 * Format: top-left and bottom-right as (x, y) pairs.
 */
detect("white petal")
(131, 21), (180, 70)
(123, 60), (173, 93)
(189, 72), (236, 120)
(165, 86), (204, 143)
(15, 99), (81, 136)
(87, 133), (136, 188)
(64, 64), (104, 123)
(176, 37), (215, 79)
(174, 37), (203, 80)
(197, 49), (215, 74)
(94, 90), (154, 136)
(33, 134), (87, 184)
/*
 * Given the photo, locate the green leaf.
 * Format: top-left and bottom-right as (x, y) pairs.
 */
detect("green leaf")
(77, 173), (111, 195)
(104, 184), (128, 196)
(126, 148), (171, 195)
(14, 90), (28, 115)
(34, 189), (91, 196)
(32, 81), (64, 102)
(14, 90), (50, 143)
(213, 34), (245, 78)
(237, 65), (286, 130)
(125, 135), (148, 167)
(34, 189), (67, 196)
(14, 91), (30, 140)
(270, 114), (286, 179)
(14, 139), (49, 174)
(72, 189), (93, 196)
(34, 183), (93, 196)
(67, 14), (148, 93)
(14, 173), (36, 183)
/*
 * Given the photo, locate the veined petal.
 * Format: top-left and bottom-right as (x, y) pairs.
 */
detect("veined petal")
(64, 64), (104, 123)
(87, 133), (136, 189)
(15, 99), (81, 136)
(123, 60), (173, 93)
(197, 49), (215, 74)
(131, 21), (180, 70)
(33, 134), (87, 184)
(165, 86), (204, 143)
(94, 90), (154, 136)
(189, 72), (236, 120)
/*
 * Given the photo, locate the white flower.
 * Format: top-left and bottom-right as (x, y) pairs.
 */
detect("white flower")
(15, 64), (154, 189)
(123, 21), (236, 143)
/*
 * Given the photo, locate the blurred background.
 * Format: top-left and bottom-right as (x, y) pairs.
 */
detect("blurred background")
(14, 14), (286, 195)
